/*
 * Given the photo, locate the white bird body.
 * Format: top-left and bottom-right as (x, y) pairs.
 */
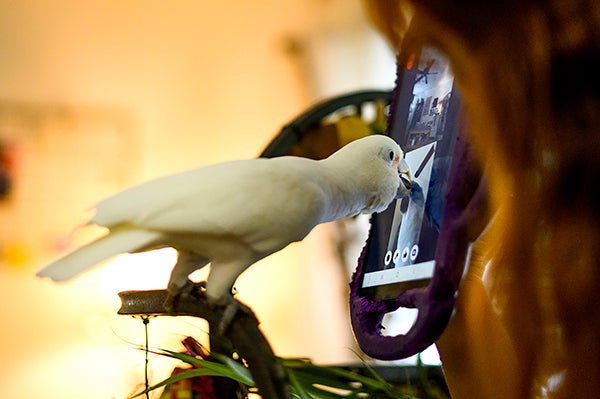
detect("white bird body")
(37, 135), (410, 306)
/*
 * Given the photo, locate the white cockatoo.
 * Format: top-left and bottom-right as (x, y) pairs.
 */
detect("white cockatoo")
(37, 135), (411, 316)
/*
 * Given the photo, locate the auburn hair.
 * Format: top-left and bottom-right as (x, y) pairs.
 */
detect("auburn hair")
(362, 0), (600, 397)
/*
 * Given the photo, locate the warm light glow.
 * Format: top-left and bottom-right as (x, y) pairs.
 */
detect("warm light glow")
(382, 308), (442, 365)
(0, 1), (399, 398)
(98, 248), (179, 293)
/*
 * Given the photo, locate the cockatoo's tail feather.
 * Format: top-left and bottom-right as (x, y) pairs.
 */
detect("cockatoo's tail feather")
(37, 228), (162, 281)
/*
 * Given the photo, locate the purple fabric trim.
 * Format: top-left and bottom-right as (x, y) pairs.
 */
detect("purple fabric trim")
(349, 130), (489, 360)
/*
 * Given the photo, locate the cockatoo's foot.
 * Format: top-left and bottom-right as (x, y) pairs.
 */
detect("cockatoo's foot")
(207, 293), (253, 336)
(164, 280), (205, 314)
(163, 295), (174, 314)
(217, 297), (240, 336)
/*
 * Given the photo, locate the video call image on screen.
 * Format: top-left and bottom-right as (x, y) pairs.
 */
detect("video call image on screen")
(362, 47), (463, 293)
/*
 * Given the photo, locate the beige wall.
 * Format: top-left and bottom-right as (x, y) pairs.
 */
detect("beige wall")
(0, 1), (395, 398)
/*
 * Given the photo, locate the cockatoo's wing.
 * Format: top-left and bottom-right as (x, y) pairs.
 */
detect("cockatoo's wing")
(37, 228), (163, 281)
(92, 158), (328, 250)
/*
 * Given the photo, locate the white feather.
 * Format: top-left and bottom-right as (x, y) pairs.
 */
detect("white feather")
(37, 135), (408, 303)
(37, 228), (162, 281)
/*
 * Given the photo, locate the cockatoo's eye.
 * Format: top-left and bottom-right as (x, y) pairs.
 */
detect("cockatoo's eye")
(388, 150), (395, 161)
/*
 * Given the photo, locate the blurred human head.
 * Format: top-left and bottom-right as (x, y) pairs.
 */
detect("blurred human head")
(362, 0), (599, 397)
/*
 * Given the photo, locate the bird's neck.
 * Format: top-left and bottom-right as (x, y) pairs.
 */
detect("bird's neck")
(316, 160), (371, 223)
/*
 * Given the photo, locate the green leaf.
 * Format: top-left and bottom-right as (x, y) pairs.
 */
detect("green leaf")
(210, 352), (255, 386)
(139, 347), (422, 399)
(129, 368), (227, 398)
(282, 357), (416, 399)
(285, 359), (388, 392)
(286, 367), (314, 399)
(291, 369), (357, 391)
(148, 348), (254, 386)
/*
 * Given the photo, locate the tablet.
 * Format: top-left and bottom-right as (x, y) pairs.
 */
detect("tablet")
(360, 46), (464, 300)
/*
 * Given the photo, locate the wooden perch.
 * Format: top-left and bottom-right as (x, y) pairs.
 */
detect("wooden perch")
(118, 288), (292, 399)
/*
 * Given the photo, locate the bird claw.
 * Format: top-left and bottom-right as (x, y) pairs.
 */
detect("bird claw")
(216, 299), (241, 336)
(211, 294), (255, 336)
(191, 280), (207, 293)
(163, 281), (246, 336)
(163, 294), (177, 314)
(164, 280), (206, 314)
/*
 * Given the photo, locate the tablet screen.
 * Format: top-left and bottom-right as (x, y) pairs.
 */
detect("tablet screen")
(361, 47), (464, 299)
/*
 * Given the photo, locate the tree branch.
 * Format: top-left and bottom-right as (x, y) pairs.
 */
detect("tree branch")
(117, 288), (292, 399)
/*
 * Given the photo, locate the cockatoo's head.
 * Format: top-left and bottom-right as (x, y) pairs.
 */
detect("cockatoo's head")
(372, 136), (412, 200)
(329, 135), (412, 214)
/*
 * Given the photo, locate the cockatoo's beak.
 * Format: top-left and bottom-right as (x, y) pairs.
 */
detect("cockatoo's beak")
(398, 158), (412, 190)
(395, 158), (412, 199)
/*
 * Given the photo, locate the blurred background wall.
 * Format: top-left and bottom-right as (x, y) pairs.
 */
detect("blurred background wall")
(0, 1), (397, 398)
